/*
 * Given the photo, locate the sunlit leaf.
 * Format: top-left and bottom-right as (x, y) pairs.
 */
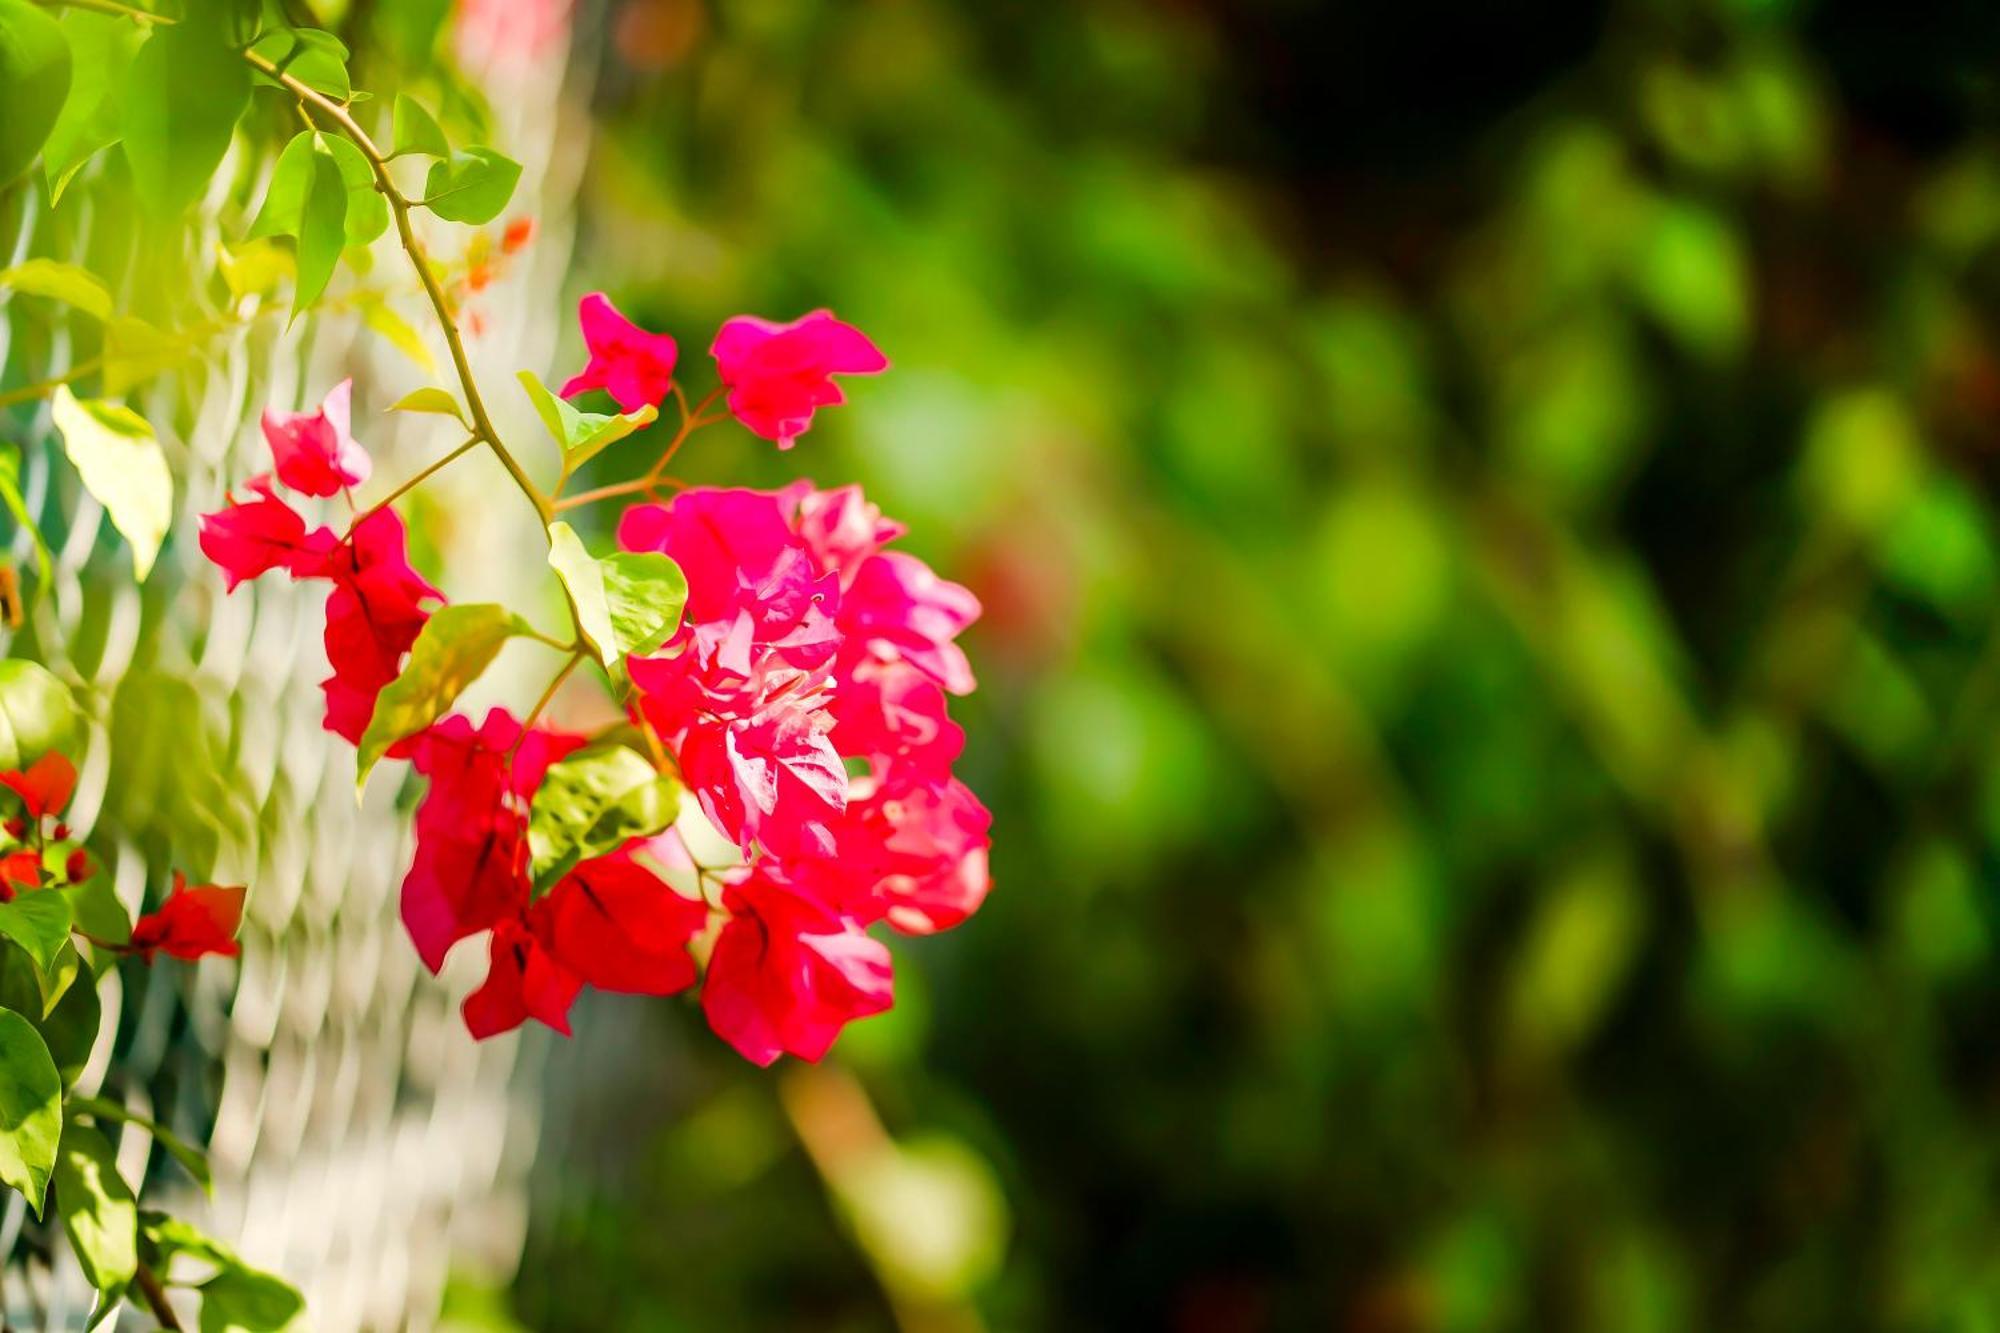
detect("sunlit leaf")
(249, 26), (350, 102)
(0, 660), (83, 772)
(292, 145), (349, 319)
(387, 386), (464, 421)
(54, 1119), (136, 1290)
(391, 93), (450, 158)
(527, 744), (681, 890)
(0, 893), (73, 983)
(0, 259), (111, 321)
(422, 146), (521, 224)
(68, 1097), (210, 1193)
(0, 1009), (60, 1218)
(356, 603), (530, 788)
(519, 370), (656, 467)
(546, 521), (684, 670)
(0, 448), (52, 589)
(50, 386), (173, 581)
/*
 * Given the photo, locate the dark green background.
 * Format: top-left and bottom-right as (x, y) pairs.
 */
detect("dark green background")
(494, 0), (2000, 1328)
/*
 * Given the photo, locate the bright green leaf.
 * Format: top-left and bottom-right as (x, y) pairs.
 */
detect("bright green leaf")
(0, 259), (112, 321)
(322, 133), (387, 245)
(122, 10), (250, 216)
(356, 604), (529, 788)
(199, 1266), (307, 1333)
(68, 1097), (209, 1193)
(248, 133), (316, 242)
(0, 893), (73, 983)
(422, 146), (521, 224)
(601, 551), (688, 661)
(0, 660), (83, 772)
(519, 370), (656, 466)
(0, 1008), (60, 1218)
(527, 744), (681, 890)
(391, 93), (450, 158)
(0, 0), (71, 188)
(546, 522), (685, 669)
(41, 8), (141, 202)
(62, 879), (130, 949)
(292, 145), (349, 320)
(248, 27), (350, 102)
(50, 386), (173, 581)
(387, 386), (463, 421)
(54, 1119), (137, 1290)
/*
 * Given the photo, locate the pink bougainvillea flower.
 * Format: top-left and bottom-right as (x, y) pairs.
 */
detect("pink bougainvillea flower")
(319, 509), (444, 743)
(130, 873), (246, 962)
(701, 870), (893, 1065)
(401, 710), (582, 972)
(839, 771), (992, 935)
(827, 657), (964, 781)
(788, 483), (906, 587)
(560, 292), (678, 413)
(710, 310), (887, 448)
(0, 752), (76, 821)
(534, 853), (709, 995)
(840, 551), (981, 696)
(463, 916), (582, 1039)
(262, 379), (371, 498)
(197, 475), (339, 592)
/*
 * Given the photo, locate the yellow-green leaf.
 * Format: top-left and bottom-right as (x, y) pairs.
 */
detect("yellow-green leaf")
(50, 386), (172, 580)
(0, 259), (111, 321)
(362, 300), (438, 375)
(356, 603), (529, 788)
(387, 386), (463, 421)
(53, 1119), (136, 1289)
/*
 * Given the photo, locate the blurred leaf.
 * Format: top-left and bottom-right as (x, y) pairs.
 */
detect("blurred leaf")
(0, 259), (111, 321)
(40, 8), (140, 201)
(0, 0), (70, 189)
(387, 386), (464, 421)
(0, 893), (73, 983)
(50, 386), (172, 581)
(68, 1097), (209, 1193)
(392, 94), (450, 158)
(0, 660), (83, 771)
(122, 10), (249, 215)
(362, 299), (438, 374)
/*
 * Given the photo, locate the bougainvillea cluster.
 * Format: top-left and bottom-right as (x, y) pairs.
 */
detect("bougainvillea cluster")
(199, 303), (991, 1064)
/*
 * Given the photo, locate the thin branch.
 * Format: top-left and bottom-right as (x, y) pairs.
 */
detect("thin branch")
(509, 650), (585, 763)
(133, 1262), (185, 1331)
(242, 50), (552, 526)
(345, 434), (479, 536)
(33, 0), (173, 22)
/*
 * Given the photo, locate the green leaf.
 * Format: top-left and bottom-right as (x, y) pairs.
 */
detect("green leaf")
(391, 93), (450, 158)
(601, 551), (689, 661)
(102, 316), (194, 395)
(53, 1119), (137, 1290)
(291, 144), (348, 320)
(0, 447), (53, 590)
(387, 387), (463, 421)
(41, 8), (141, 203)
(62, 879), (131, 948)
(362, 300), (438, 375)
(527, 744), (681, 890)
(0, 940), (98, 1086)
(67, 1097), (210, 1193)
(421, 146), (521, 224)
(122, 8), (250, 216)
(198, 1267), (307, 1333)
(546, 522), (685, 669)
(356, 604), (529, 788)
(0, 1008), (61, 1217)
(50, 386), (173, 581)
(322, 133), (387, 245)
(519, 370), (657, 467)
(0, 0), (72, 188)
(0, 660), (84, 772)
(247, 132), (315, 242)
(0, 893), (74, 982)
(248, 26), (350, 101)
(0, 259), (112, 320)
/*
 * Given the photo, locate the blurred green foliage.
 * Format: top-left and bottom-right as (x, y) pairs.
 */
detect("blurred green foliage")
(512, 0), (2000, 1328)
